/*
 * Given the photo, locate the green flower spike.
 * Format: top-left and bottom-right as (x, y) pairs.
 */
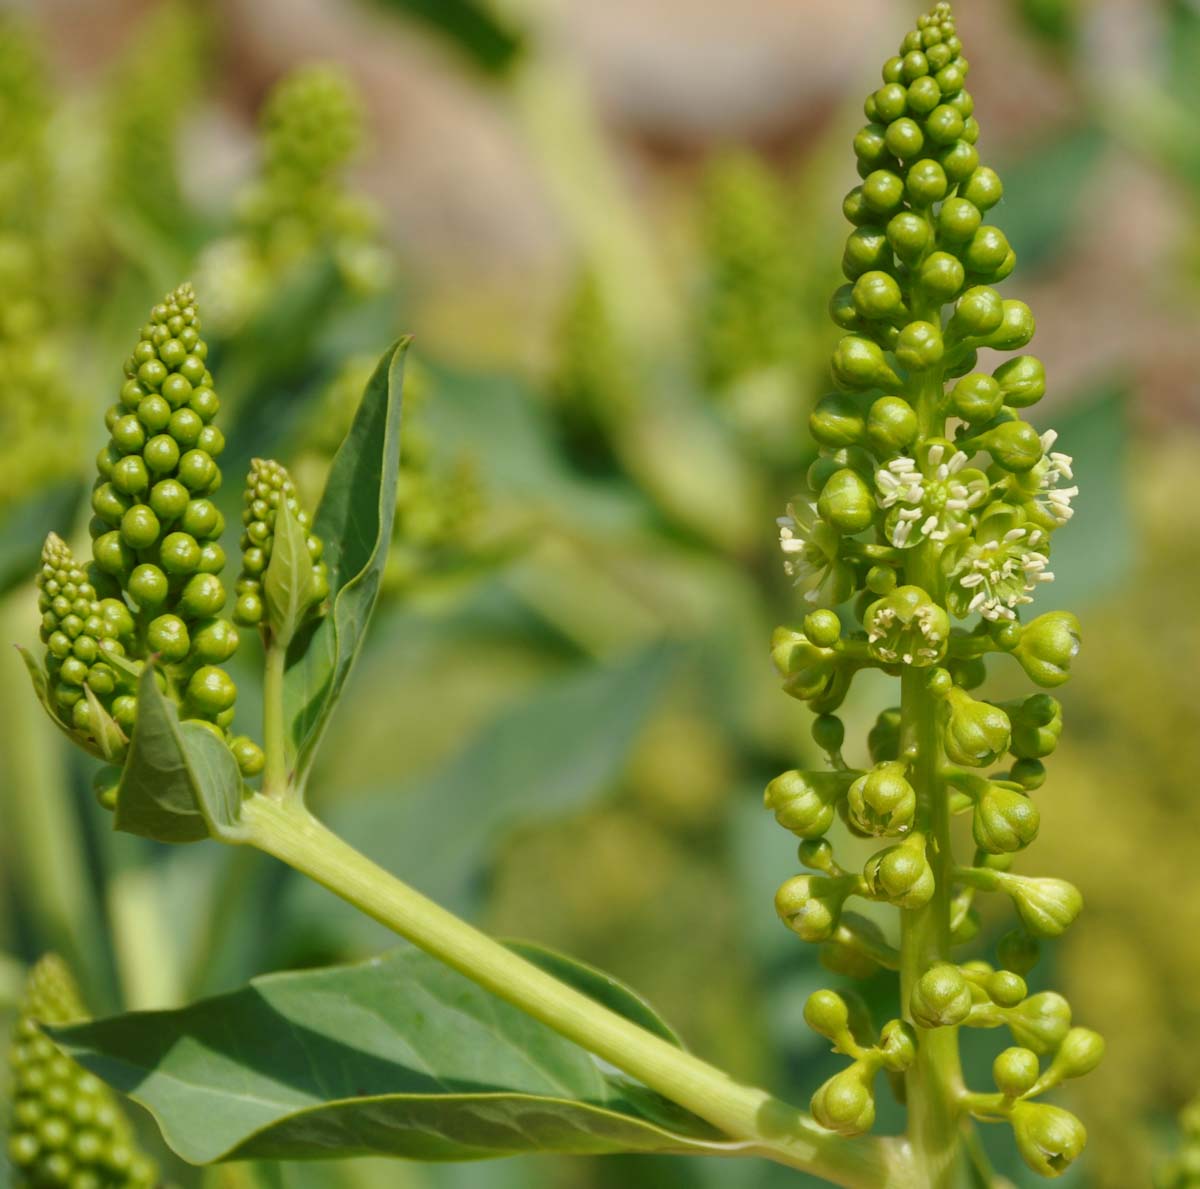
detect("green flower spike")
(29, 283), (260, 780)
(6, 956), (157, 1188)
(762, 2), (1101, 1177)
(232, 457), (328, 635)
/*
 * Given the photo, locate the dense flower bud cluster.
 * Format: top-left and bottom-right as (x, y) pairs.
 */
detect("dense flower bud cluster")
(764, 4), (1100, 1176)
(30, 284), (261, 780)
(6, 956), (157, 1188)
(233, 458), (328, 629)
(697, 151), (801, 392)
(198, 65), (387, 333)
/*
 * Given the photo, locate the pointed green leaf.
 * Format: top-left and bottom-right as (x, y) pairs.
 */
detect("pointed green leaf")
(15, 644), (104, 760)
(263, 496), (318, 647)
(283, 339), (410, 789)
(83, 685), (128, 764)
(114, 664), (246, 844)
(52, 947), (728, 1165)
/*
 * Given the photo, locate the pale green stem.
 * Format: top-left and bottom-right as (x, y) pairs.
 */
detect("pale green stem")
(238, 793), (917, 1189)
(106, 864), (184, 1009)
(261, 639), (288, 798)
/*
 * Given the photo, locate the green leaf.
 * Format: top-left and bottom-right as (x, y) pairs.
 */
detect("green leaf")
(53, 947), (726, 1165)
(263, 497), (318, 647)
(114, 664), (245, 843)
(0, 480), (85, 596)
(83, 685), (127, 763)
(373, 0), (524, 75)
(284, 339), (410, 790)
(15, 645), (103, 761)
(283, 645), (675, 944)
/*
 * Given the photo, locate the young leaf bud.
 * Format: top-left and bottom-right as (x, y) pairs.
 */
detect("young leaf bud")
(1010, 1101), (1087, 1177)
(811, 1065), (877, 1137)
(846, 761), (917, 836)
(1014, 611), (1082, 687)
(940, 686), (1011, 767)
(910, 963), (973, 1028)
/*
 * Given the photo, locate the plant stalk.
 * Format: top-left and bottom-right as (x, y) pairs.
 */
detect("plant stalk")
(261, 639), (288, 797)
(239, 794), (916, 1189)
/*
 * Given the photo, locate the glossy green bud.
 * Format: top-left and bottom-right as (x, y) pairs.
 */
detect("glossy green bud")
(1007, 991), (1073, 1055)
(979, 419), (1043, 472)
(910, 963), (972, 1028)
(847, 761), (916, 836)
(185, 665), (237, 716)
(862, 169), (905, 216)
(865, 584), (950, 667)
(1047, 1028), (1105, 1085)
(895, 320), (943, 370)
(1014, 611), (1081, 687)
(770, 627), (839, 703)
(804, 989), (851, 1040)
(1011, 1101), (1086, 1177)
(230, 735), (265, 777)
(940, 686), (1011, 767)
(765, 770), (855, 838)
(998, 874), (1083, 939)
(905, 159), (949, 206)
(818, 467), (875, 534)
(811, 1065), (876, 1137)
(986, 969), (1028, 1008)
(993, 1046), (1040, 1097)
(949, 372), (1002, 422)
(947, 285), (1004, 340)
(804, 610), (843, 649)
(843, 227), (891, 278)
(993, 355), (1046, 408)
(809, 394), (866, 448)
(832, 335), (901, 391)
(775, 874), (851, 942)
(878, 1019), (917, 1072)
(863, 833), (934, 908)
(983, 300), (1035, 351)
(852, 270), (905, 320)
(973, 784), (1039, 853)
(1008, 693), (1063, 759)
(961, 165), (1003, 210)
(866, 396), (918, 453)
(886, 211), (931, 263)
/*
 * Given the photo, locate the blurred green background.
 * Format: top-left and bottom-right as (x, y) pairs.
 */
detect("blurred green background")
(1, 0), (1197, 1185)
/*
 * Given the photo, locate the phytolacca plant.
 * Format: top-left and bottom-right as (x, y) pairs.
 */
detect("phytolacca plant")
(11, 7), (1100, 1189)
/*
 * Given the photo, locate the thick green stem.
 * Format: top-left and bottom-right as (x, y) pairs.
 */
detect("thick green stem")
(238, 794), (916, 1189)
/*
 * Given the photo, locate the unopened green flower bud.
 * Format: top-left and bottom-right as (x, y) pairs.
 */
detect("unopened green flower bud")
(1011, 1101), (1086, 1177)
(997, 874), (1082, 938)
(866, 396), (918, 453)
(811, 714), (845, 755)
(775, 874), (852, 942)
(986, 970), (1028, 1008)
(769, 627), (838, 703)
(1008, 693), (1063, 759)
(847, 761), (916, 836)
(1046, 1027), (1105, 1082)
(983, 300), (1035, 351)
(895, 320), (943, 370)
(973, 783), (1039, 854)
(809, 394), (866, 448)
(765, 770), (855, 838)
(940, 686), (1011, 767)
(863, 833), (934, 908)
(910, 963), (972, 1028)
(864, 584), (950, 667)
(804, 989), (851, 1041)
(997, 929), (1040, 977)
(978, 419), (1043, 473)
(1007, 991), (1073, 1055)
(868, 707), (902, 763)
(878, 1019), (917, 1072)
(947, 285), (1003, 340)
(811, 1065), (876, 1137)
(803, 610), (842, 648)
(818, 467), (876, 534)
(832, 335), (902, 392)
(993, 1046), (1040, 1097)
(949, 373), (1003, 422)
(993, 355), (1046, 408)
(1014, 611), (1082, 687)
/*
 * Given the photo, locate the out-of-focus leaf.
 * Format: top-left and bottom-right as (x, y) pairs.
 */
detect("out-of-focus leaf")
(1013, 0), (1078, 47)
(0, 480), (83, 595)
(998, 125), (1103, 271)
(373, 0), (524, 75)
(284, 645), (676, 950)
(264, 498), (318, 647)
(1037, 381), (1129, 611)
(53, 947), (725, 1165)
(284, 340), (409, 789)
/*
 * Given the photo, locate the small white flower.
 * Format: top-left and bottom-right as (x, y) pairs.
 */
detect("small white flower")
(1030, 430), (1079, 527)
(777, 501), (850, 607)
(876, 448), (986, 548)
(949, 525), (1054, 622)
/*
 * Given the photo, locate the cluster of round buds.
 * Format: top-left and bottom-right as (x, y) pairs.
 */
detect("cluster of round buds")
(232, 458), (328, 631)
(35, 534), (136, 758)
(1159, 1099), (1200, 1188)
(762, 4), (1100, 1176)
(6, 955), (157, 1188)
